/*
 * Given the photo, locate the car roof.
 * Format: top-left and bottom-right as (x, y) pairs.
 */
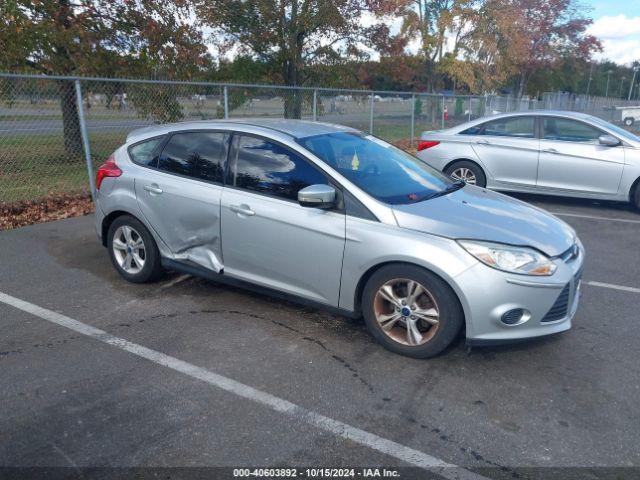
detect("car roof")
(477, 110), (595, 121)
(125, 118), (359, 144)
(440, 110), (601, 134)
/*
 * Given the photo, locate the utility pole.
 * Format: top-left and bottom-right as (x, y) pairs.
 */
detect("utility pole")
(586, 63), (594, 95)
(619, 77), (626, 98)
(628, 66), (639, 101)
(605, 70), (613, 97)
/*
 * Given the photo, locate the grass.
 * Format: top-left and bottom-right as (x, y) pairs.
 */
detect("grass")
(0, 131), (125, 203)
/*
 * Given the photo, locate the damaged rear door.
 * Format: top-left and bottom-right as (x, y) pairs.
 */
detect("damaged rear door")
(135, 130), (230, 272)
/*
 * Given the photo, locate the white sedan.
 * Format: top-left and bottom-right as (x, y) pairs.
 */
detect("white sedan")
(416, 110), (640, 209)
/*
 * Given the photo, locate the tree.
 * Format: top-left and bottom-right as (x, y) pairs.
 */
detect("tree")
(0, 0), (210, 156)
(195, 0), (373, 118)
(449, 0), (524, 93)
(371, 0), (478, 91)
(503, 0), (601, 97)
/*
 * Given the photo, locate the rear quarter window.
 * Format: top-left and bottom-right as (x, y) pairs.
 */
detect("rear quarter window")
(128, 137), (165, 167)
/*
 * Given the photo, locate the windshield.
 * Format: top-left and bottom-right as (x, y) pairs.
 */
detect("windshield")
(297, 132), (455, 205)
(587, 115), (640, 143)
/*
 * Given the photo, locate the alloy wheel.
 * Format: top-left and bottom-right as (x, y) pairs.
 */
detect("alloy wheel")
(373, 278), (440, 346)
(450, 167), (476, 185)
(112, 225), (146, 274)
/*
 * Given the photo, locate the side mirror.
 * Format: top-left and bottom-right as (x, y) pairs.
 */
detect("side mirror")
(598, 134), (620, 147)
(298, 184), (336, 209)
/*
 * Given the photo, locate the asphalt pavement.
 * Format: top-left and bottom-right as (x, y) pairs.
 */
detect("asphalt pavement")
(1, 194), (639, 480)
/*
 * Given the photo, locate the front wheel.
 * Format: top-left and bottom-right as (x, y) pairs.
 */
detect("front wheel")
(444, 160), (487, 188)
(624, 117), (634, 127)
(362, 265), (464, 358)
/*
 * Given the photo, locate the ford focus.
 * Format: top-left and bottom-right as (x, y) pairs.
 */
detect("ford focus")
(94, 119), (584, 358)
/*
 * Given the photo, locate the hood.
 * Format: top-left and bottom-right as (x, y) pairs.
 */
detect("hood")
(392, 186), (575, 257)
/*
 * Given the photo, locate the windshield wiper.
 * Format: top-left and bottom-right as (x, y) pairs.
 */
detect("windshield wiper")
(414, 180), (465, 202)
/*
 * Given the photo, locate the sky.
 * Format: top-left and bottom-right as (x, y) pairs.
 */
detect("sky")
(586, 0), (640, 65)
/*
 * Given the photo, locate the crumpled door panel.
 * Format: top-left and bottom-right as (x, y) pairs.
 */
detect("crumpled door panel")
(171, 228), (224, 273)
(133, 172), (224, 273)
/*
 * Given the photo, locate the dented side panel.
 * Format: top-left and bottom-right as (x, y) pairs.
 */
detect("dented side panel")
(133, 167), (224, 273)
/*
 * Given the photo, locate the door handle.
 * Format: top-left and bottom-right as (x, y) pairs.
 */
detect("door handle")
(476, 139), (490, 145)
(230, 204), (255, 216)
(542, 148), (558, 154)
(143, 184), (163, 194)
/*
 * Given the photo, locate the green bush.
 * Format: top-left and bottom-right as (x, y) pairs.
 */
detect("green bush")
(455, 97), (464, 117)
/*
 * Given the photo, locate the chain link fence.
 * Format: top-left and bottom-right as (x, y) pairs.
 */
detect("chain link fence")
(1, 72), (639, 206)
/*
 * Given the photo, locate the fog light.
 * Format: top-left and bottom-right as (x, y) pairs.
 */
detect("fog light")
(501, 308), (528, 325)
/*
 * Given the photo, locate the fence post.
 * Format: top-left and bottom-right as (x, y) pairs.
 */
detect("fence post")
(369, 92), (374, 134)
(410, 94), (415, 148)
(74, 80), (96, 202)
(441, 96), (445, 129)
(223, 86), (229, 119)
(313, 89), (317, 121)
(468, 96), (472, 121)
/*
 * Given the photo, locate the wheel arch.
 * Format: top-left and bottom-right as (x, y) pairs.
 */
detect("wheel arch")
(101, 210), (140, 247)
(443, 158), (485, 176)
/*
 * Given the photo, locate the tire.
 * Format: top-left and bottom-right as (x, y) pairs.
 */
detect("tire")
(634, 184), (640, 211)
(624, 117), (634, 127)
(361, 264), (464, 358)
(444, 160), (487, 188)
(107, 215), (163, 283)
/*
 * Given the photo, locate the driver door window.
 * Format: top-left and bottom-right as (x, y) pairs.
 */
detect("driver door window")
(231, 135), (328, 201)
(542, 118), (602, 143)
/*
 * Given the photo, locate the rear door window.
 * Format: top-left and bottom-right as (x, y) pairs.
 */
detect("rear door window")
(475, 116), (535, 138)
(542, 118), (603, 143)
(157, 132), (228, 183)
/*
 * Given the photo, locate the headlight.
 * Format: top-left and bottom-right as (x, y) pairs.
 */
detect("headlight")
(458, 240), (557, 276)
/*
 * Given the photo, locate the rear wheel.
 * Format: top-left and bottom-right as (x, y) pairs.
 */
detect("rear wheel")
(362, 264), (464, 358)
(444, 160), (486, 188)
(107, 215), (163, 283)
(624, 117), (634, 127)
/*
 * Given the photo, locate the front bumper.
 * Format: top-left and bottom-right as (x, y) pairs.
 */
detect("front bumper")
(455, 243), (584, 344)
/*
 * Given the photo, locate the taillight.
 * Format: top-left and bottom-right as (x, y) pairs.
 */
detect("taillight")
(95, 155), (122, 190)
(417, 140), (440, 151)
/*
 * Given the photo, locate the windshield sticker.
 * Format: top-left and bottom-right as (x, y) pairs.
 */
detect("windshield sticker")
(351, 150), (360, 170)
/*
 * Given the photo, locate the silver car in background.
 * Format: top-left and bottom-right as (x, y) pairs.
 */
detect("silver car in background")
(94, 119), (583, 358)
(417, 110), (640, 209)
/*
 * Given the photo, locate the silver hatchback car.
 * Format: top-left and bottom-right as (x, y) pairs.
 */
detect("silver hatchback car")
(417, 110), (640, 209)
(95, 119), (584, 358)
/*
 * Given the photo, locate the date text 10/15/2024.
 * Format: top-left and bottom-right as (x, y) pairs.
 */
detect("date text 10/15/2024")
(233, 468), (401, 478)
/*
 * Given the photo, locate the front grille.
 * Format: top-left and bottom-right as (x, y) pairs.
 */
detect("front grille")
(541, 283), (570, 322)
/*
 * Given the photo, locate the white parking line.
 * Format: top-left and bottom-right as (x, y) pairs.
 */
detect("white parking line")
(549, 211), (640, 224)
(585, 281), (640, 294)
(0, 291), (487, 480)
